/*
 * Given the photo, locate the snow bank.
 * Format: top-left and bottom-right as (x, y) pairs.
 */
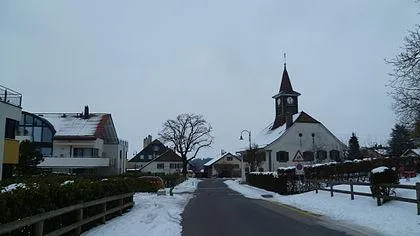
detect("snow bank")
(371, 166), (388, 174)
(1, 183), (27, 193)
(83, 178), (201, 236)
(225, 177), (420, 236)
(249, 171), (278, 177)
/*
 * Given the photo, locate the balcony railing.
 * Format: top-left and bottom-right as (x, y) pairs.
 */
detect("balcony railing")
(0, 85), (22, 108)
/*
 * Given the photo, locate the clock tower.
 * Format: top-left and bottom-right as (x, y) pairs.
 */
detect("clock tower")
(271, 64), (300, 130)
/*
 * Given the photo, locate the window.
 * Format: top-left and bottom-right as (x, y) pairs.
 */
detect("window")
(227, 156), (233, 161)
(33, 127), (42, 142)
(258, 167), (264, 172)
(73, 148), (84, 157)
(316, 150), (327, 160)
(276, 151), (289, 162)
(5, 118), (17, 139)
(157, 163), (164, 169)
(303, 151), (314, 161)
(42, 128), (53, 142)
(24, 115), (33, 125)
(234, 164), (240, 169)
(119, 150), (122, 159)
(170, 163), (182, 169)
(330, 150), (340, 161)
(73, 148), (99, 157)
(40, 147), (52, 157)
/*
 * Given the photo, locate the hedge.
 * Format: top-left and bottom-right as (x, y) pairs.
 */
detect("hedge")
(277, 157), (409, 180)
(0, 174), (164, 228)
(246, 173), (287, 194)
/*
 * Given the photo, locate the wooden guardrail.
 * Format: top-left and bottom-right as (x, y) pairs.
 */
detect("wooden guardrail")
(0, 192), (134, 236)
(313, 181), (420, 215)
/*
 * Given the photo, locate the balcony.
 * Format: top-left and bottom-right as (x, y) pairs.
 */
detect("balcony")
(0, 85), (22, 108)
(3, 139), (19, 164)
(38, 157), (110, 168)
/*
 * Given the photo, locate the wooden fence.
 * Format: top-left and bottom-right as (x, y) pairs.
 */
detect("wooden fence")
(0, 192), (134, 236)
(313, 181), (420, 215)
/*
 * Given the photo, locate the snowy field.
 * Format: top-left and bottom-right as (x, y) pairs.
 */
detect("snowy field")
(225, 176), (420, 236)
(82, 178), (201, 236)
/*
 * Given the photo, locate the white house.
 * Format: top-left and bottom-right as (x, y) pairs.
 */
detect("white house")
(17, 106), (128, 175)
(203, 152), (242, 177)
(128, 137), (184, 174)
(247, 64), (347, 172)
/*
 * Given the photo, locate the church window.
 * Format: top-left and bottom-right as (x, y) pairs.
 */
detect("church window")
(276, 151), (289, 162)
(330, 150), (340, 161)
(303, 151), (314, 161)
(316, 150), (327, 160)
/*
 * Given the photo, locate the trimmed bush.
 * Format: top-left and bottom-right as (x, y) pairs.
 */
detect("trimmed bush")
(246, 173), (287, 194)
(370, 167), (399, 204)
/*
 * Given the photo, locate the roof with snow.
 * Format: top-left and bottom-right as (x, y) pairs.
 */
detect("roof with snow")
(402, 149), (420, 157)
(203, 152), (239, 167)
(34, 112), (118, 143)
(253, 111), (320, 148)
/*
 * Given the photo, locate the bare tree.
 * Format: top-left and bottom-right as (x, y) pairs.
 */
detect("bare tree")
(386, 24), (420, 125)
(243, 144), (265, 172)
(159, 113), (213, 176)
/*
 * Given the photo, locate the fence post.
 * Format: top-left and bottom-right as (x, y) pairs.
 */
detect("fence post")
(416, 183), (420, 215)
(315, 181), (318, 194)
(330, 181), (334, 197)
(118, 197), (124, 215)
(34, 220), (44, 236)
(101, 202), (107, 224)
(350, 181), (354, 200)
(75, 208), (83, 235)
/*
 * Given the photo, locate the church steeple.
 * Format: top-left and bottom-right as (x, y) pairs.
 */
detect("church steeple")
(279, 64), (293, 93)
(271, 63), (301, 130)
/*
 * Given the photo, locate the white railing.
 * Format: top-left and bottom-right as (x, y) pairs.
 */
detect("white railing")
(0, 85), (22, 107)
(38, 157), (110, 168)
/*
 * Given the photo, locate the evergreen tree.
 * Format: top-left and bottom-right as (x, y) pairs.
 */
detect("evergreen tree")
(348, 133), (361, 160)
(18, 140), (43, 175)
(388, 124), (414, 157)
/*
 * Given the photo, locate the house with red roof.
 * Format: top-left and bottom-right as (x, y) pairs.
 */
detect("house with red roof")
(17, 106), (128, 175)
(247, 64), (347, 172)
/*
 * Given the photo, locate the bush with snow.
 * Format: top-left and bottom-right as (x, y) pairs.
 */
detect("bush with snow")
(369, 166), (399, 204)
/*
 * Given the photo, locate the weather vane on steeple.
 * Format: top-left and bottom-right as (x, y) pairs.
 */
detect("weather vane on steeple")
(283, 53), (287, 68)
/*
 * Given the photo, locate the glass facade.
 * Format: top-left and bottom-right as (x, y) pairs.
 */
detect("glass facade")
(18, 112), (55, 157)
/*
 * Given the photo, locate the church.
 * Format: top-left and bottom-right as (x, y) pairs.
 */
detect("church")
(252, 64), (347, 172)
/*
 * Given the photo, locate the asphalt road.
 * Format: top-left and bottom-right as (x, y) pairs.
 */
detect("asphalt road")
(181, 179), (372, 236)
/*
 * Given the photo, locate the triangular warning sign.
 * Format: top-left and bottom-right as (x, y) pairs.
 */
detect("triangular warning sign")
(292, 150), (304, 162)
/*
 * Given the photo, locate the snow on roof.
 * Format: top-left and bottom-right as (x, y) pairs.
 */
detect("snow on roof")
(253, 113), (301, 148)
(37, 113), (106, 137)
(203, 153), (236, 166)
(253, 122), (286, 148)
(412, 149), (420, 155)
(371, 166), (389, 174)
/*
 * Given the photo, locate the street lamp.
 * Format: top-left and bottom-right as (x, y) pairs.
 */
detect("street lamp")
(239, 130), (251, 183)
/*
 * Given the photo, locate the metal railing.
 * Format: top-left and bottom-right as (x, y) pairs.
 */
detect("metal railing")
(0, 85), (22, 107)
(0, 192), (134, 236)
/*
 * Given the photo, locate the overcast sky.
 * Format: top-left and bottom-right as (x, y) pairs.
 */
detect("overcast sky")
(1, 1), (419, 159)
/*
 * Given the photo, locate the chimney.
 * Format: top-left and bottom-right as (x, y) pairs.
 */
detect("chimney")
(221, 149), (226, 155)
(83, 105), (89, 119)
(143, 135), (152, 148)
(285, 113), (293, 129)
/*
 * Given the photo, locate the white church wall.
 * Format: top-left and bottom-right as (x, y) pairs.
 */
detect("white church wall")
(262, 122), (347, 171)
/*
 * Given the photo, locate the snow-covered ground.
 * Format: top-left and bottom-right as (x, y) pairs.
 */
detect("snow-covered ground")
(225, 175), (420, 236)
(82, 178), (201, 236)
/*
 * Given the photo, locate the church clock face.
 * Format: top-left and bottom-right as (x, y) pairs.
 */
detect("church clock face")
(287, 97), (294, 104)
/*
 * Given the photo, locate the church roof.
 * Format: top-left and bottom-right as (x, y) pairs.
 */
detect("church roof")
(279, 65), (293, 93)
(253, 111), (320, 148)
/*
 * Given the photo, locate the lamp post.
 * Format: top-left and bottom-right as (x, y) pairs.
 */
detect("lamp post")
(239, 130), (251, 183)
